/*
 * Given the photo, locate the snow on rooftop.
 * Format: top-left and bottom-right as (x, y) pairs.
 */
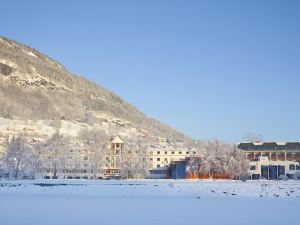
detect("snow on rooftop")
(253, 142), (263, 146)
(276, 142), (287, 145)
(240, 142), (300, 145)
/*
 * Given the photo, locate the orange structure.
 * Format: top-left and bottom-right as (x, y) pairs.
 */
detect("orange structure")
(186, 173), (230, 180)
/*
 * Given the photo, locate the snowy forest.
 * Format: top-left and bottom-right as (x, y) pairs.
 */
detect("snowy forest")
(1, 130), (151, 180)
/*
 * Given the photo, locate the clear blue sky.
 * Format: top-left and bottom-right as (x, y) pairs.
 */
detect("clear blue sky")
(1, 0), (300, 142)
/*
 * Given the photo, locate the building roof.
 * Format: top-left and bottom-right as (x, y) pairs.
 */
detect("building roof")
(110, 136), (124, 144)
(238, 142), (300, 150)
(239, 142), (300, 146)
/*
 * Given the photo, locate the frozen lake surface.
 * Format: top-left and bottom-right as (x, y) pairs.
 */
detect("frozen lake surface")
(0, 180), (299, 225)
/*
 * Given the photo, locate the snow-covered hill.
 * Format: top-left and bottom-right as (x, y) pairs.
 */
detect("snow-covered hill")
(0, 36), (193, 154)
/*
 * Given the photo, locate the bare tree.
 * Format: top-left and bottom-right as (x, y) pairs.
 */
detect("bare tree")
(227, 146), (249, 180)
(199, 140), (229, 178)
(26, 142), (43, 178)
(79, 129), (108, 179)
(5, 136), (30, 179)
(244, 132), (263, 143)
(118, 138), (150, 179)
(187, 140), (249, 180)
(44, 132), (70, 179)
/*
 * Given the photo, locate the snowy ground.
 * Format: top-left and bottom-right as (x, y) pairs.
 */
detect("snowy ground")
(0, 179), (299, 225)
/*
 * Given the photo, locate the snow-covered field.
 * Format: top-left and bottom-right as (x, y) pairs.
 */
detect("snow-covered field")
(0, 179), (299, 225)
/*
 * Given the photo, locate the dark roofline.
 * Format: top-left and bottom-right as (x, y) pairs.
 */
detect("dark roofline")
(238, 142), (300, 146)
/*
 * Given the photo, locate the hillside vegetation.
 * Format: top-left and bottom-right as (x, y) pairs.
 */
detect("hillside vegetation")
(0, 36), (189, 142)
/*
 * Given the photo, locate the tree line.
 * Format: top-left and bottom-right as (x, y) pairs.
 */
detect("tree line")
(0, 130), (249, 180)
(1, 129), (151, 180)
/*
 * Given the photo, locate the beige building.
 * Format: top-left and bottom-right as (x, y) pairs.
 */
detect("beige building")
(248, 156), (299, 180)
(149, 148), (198, 169)
(104, 136), (124, 176)
(147, 148), (199, 179)
(239, 142), (300, 180)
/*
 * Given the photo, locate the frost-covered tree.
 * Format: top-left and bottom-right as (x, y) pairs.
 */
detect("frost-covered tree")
(26, 142), (43, 178)
(227, 146), (249, 180)
(79, 129), (108, 179)
(118, 139), (150, 179)
(186, 157), (200, 176)
(197, 140), (229, 178)
(43, 132), (70, 178)
(5, 136), (31, 179)
(187, 140), (249, 180)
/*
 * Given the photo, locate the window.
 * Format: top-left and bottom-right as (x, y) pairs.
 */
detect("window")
(150, 158), (153, 161)
(250, 166), (256, 171)
(116, 143), (120, 148)
(289, 165), (296, 170)
(179, 151), (182, 154)
(157, 164), (161, 168)
(193, 151), (197, 154)
(164, 151), (168, 154)
(157, 158), (161, 161)
(157, 151), (161, 155)
(186, 152), (190, 155)
(171, 151), (175, 154)
(164, 158), (168, 162)
(150, 170), (166, 175)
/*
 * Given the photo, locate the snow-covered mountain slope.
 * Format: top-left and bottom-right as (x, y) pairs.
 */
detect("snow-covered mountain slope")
(0, 36), (192, 151)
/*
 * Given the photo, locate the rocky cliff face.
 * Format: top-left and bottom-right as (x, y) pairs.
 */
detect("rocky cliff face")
(0, 36), (192, 153)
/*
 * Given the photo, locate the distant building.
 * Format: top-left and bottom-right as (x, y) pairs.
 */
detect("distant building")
(167, 160), (186, 179)
(104, 136), (124, 176)
(238, 142), (300, 180)
(238, 142), (300, 161)
(147, 148), (198, 179)
(248, 156), (299, 180)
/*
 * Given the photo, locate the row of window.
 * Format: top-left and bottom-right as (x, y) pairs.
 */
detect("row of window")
(150, 158), (169, 162)
(149, 170), (167, 175)
(241, 146), (300, 151)
(150, 151), (197, 155)
(248, 153), (300, 157)
(250, 165), (300, 171)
